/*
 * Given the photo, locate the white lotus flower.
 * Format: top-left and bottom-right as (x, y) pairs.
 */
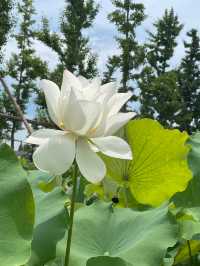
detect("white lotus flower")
(26, 70), (135, 183)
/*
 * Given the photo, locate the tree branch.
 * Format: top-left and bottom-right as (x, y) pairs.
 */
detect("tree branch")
(0, 112), (54, 128)
(0, 77), (33, 134)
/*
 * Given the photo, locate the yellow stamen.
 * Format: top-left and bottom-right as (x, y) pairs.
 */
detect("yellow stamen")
(88, 127), (97, 137)
(60, 122), (64, 128)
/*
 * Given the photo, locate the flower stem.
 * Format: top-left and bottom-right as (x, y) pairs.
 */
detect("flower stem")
(123, 186), (128, 208)
(64, 163), (78, 266)
(187, 240), (193, 266)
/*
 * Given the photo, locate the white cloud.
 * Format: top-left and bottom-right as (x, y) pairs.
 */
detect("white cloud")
(10, 0), (200, 74)
(4, 0), (200, 81)
(4, 38), (18, 59)
(33, 40), (59, 70)
(88, 0), (200, 71)
(4, 38), (59, 71)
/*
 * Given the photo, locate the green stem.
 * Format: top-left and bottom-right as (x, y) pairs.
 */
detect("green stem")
(122, 185), (129, 208)
(64, 163), (78, 266)
(187, 240), (193, 266)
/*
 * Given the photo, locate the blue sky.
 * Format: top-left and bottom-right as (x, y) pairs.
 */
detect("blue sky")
(6, 1), (200, 74)
(31, 0), (200, 72)
(4, 0), (200, 143)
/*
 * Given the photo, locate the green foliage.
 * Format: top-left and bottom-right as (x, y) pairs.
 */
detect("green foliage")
(0, 0), (14, 65)
(104, 0), (146, 109)
(173, 132), (200, 208)
(139, 71), (182, 127)
(100, 119), (191, 207)
(85, 177), (138, 208)
(103, 55), (121, 83)
(68, 202), (177, 266)
(0, 119), (197, 266)
(139, 9), (183, 125)
(146, 8), (183, 75)
(178, 209), (200, 240)
(60, 0), (98, 76)
(86, 256), (132, 266)
(3, 0), (48, 147)
(126, 119), (191, 206)
(0, 0), (14, 137)
(27, 171), (69, 265)
(170, 132), (200, 264)
(0, 144), (34, 266)
(174, 240), (200, 265)
(177, 29), (200, 133)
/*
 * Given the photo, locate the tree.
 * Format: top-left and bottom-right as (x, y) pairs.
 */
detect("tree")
(139, 8), (183, 126)
(37, 0), (99, 85)
(35, 0), (99, 121)
(103, 56), (121, 84)
(103, 0), (146, 110)
(146, 8), (183, 76)
(177, 29), (200, 133)
(140, 70), (182, 127)
(0, 0), (14, 67)
(0, 0), (14, 138)
(4, 0), (48, 148)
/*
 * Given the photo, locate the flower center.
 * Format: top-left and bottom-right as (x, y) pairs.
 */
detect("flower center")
(59, 122), (65, 129)
(88, 127), (97, 135)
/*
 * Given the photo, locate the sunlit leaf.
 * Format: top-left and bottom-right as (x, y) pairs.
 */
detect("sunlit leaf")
(85, 178), (118, 202)
(174, 240), (200, 265)
(38, 175), (62, 193)
(85, 182), (105, 199)
(102, 119), (192, 206)
(85, 179), (138, 208)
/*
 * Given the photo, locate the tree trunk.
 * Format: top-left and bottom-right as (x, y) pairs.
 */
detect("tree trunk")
(10, 121), (15, 149)
(121, 0), (130, 112)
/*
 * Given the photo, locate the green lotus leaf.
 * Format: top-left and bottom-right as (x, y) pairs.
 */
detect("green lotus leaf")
(174, 240), (200, 265)
(86, 256), (132, 266)
(179, 219), (200, 240)
(0, 144), (35, 266)
(65, 201), (177, 266)
(85, 178), (118, 202)
(44, 258), (63, 266)
(85, 179), (138, 208)
(102, 119), (192, 206)
(175, 207), (200, 240)
(38, 176), (62, 193)
(46, 256), (132, 266)
(85, 182), (105, 199)
(27, 171), (69, 265)
(173, 132), (200, 207)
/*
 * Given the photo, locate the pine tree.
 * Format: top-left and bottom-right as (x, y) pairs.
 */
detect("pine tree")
(139, 8), (183, 126)
(0, 0), (14, 68)
(140, 70), (182, 127)
(37, 0), (99, 85)
(102, 56), (120, 83)
(35, 0), (99, 120)
(0, 0), (14, 138)
(4, 0), (48, 148)
(146, 8), (183, 75)
(103, 0), (146, 110)
(177, 29), (200, 133)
